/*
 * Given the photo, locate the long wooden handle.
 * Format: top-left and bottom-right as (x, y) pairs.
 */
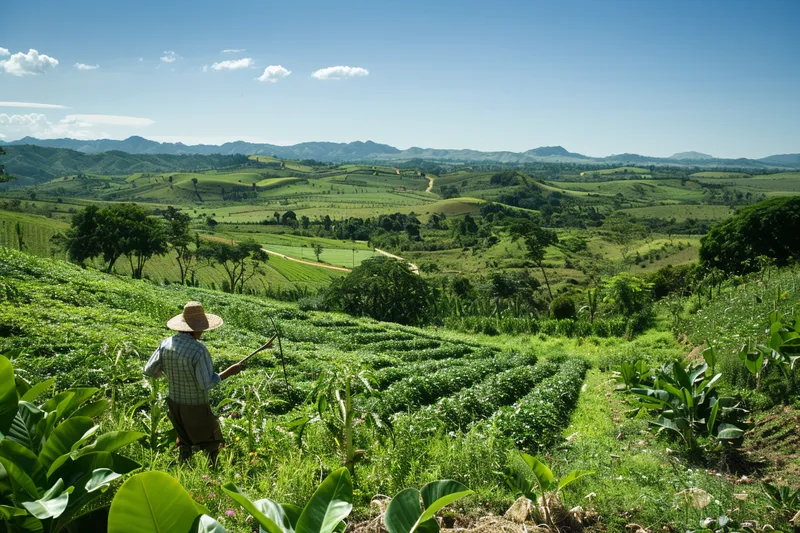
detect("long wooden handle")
(238, 334), (278, 365)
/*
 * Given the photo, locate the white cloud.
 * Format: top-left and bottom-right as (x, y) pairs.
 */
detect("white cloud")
(74, 63), (99, 71)
(64, 114), (155, 127)
(202, 65), (208, 72)
(0, 49), (59, 76)
(311, 65), (368, 80)
(0, 133), (6, 139)
(256, 65), (291, 83)
(0, 101), (69, 109)
(0, 48), (9, 57)
(211, 57), (254, 71)
(160, 50), (180, 63)
(222, 49), (245, 53)
(138, 57), (144, 62)
(0, 112), (154, 140)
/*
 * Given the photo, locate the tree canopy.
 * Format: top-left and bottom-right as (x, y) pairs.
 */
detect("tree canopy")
(324, 256), (430, 325)
(58, 203), (167, 277)
(699, 196), (800, 274)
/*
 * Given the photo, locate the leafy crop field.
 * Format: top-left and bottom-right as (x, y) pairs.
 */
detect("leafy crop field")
(2, 249), (796, 530)
(0, 248), (591, 526)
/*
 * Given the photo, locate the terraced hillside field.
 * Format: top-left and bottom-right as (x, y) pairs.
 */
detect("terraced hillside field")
(0, 248), (588, 522)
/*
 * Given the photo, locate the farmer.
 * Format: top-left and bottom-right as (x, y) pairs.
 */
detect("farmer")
(143, 301), (242, 465)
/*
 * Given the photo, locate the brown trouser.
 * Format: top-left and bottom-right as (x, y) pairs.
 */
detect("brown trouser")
(166, 398), (224, 464)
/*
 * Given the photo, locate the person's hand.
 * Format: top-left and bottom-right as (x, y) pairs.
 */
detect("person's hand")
(220, 363), (243, 380)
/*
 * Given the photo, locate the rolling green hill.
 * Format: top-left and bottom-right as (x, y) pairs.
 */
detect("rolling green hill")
(0, 145), (252, 187)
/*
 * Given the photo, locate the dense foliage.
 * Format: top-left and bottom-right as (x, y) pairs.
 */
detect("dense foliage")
(324, 257), (430, 325)
(700, 196), (800, 274)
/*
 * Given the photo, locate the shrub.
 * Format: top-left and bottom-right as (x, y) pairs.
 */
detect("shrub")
(550, 296), (576, 319)
(324, 256), (431, 325)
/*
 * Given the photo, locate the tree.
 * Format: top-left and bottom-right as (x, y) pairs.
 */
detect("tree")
(602, 273), (653, 315)
(200, 240), (268, 293)
(57, 205), (104, 266)
(57, 203), (166, 276)
(323, 215), (332, 231)
(313, 243), (324, 262)
(14, 222), (24, 251)
(700, 196), (800, 274)
(489, 272), (516, 318)
(273, 211), (281, 224)
(325, 256), (431, 325)
(0, 147), (14, 183)
(281, 210), (297, 226)
(509, 218), (558, 300)
(109, 204), (168, 279)
(300, 215), (310, 229)
(163, 206), (195, 285)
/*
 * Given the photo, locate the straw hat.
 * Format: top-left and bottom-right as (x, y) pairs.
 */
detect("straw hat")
(167, 301), (223, 332)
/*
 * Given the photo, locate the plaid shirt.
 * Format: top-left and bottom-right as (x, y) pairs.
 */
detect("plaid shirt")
(144, 333), (221, 405)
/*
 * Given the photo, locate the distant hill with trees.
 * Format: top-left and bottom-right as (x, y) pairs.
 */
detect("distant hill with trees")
(0, 145), (251, 187)
(2, 136), (798, 168)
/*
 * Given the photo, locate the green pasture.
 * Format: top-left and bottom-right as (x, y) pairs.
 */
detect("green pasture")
(580, 166), (650, 176)
(556, 179), (705, 203)
(693, 171), (800, 196)
(690, 171), (751, 179)
(261, 244), (377, 268)
(621, 204), (735, 221)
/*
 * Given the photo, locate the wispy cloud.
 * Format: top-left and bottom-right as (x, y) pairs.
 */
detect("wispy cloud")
(0, 101), (69, 109)
(64, 114), (155, 127)
(210, 58), (254, 71)
(74, 63), (99, 71)
(138, 57), (144, 62)
(222, 49), (245, 53)
(0, 113), (154, 139)
(160, 50), (180, 63)
(311, 65), (368, 80)
(0, 49), (59, 76)
(256, 65), (291, 83)
(0, 48), (9, 57)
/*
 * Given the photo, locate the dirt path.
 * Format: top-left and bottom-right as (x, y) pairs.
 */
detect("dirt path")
(425, 176), (435, 193)
(261, 248), (352, 272)
(374, 248), (420, 274)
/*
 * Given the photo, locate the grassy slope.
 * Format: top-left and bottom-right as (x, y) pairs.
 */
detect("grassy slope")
(1, 248), (795, 530)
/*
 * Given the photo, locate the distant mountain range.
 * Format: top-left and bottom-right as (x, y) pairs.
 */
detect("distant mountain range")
(1, 136), (798, 168)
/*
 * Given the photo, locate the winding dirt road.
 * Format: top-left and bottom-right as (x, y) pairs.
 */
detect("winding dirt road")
(425, 176), (435, 193)
(374, 248), (420, 274)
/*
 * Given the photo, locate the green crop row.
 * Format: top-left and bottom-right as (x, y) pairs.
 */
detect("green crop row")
(373, 349), (534, 390)
(489, 358), (589, 452)
(425, 359), (561, 431)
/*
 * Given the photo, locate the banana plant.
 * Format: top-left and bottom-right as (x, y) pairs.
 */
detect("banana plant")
(384, 479), (473, 533)
(614, 359), (652, 390)
(286, 363), (391, 476)
(504, 452), (592, 528)
(222, 467), (353, 533)
(631, 360), (748, 450)
(0, 355), (144, 533)
(739, 311), (800, 394)
(107, 470), (217, 533)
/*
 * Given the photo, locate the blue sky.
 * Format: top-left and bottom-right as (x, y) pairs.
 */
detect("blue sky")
(1, 0), (798, 158)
